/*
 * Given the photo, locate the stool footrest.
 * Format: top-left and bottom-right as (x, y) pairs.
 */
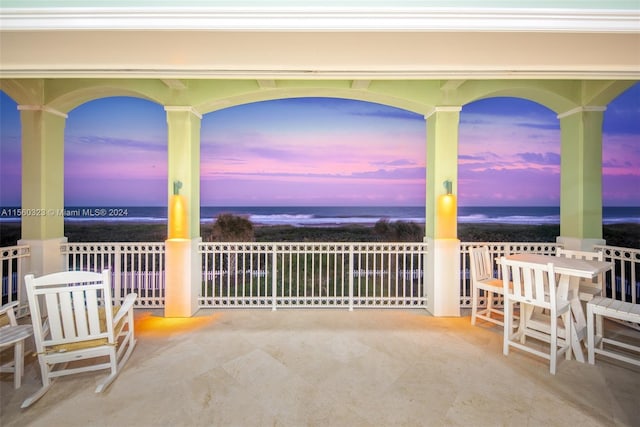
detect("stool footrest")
(587, 297), (640, 367)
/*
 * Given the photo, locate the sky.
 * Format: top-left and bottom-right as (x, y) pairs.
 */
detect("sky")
(0, 83), (638, 207)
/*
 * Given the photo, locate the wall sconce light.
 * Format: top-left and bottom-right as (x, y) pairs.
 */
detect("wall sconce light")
(173, 180), (183, 195)
(443, 180), (453, 195)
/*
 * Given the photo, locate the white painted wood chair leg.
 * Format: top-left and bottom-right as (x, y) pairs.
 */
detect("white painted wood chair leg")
(587, 302), (596, 364)
(14, 340), (24, 389)
(471, 286), (479, 326)
(503, 299), (511, 356)
(22, 381), (52, 408)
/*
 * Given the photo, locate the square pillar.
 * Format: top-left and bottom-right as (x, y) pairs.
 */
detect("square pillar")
(424, 107), (462, 317)
(164, 106), (202, 317)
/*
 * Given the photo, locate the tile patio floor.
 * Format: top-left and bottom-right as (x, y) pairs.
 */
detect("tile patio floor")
(1, 309), (639, 426)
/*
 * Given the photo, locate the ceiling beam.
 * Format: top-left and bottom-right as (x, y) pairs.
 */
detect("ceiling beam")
(161, 79), (187, 90)
(440, 80), (466, 91)
(257, 79), (277, 89)
(351, 80), (371, 90)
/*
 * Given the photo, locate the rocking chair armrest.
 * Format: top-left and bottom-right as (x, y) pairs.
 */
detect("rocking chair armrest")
(0, 301), (19, 315)
(113, 293), (137, 325)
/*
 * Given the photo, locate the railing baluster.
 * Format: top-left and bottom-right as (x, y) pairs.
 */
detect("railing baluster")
(348, 246), (354, 311)
(114, 245), (122, 303)
(271, 246), (277, 310)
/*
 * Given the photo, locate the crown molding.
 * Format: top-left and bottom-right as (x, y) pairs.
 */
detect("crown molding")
(2, 68), (639, 80)
(1, 7), (639, 33)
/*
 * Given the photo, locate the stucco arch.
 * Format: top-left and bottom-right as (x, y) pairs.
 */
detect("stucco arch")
(194, 82), (432, 115)
(453, 80), (582, 114)
(455, 79), (637, 114)
(5, 78), (634, 121)
(45, 80), (170, 114)
(0, 79), (166, 112)
(0, 79), (46, 106)
(582, 80), (638, 106)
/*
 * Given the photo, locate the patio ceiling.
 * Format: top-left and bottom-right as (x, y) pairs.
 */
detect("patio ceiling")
(0, 2), (639, 81)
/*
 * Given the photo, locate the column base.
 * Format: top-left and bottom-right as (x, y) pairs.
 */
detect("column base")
(164, 237), (201, 317)
(556, 236), (606, 251)
(17, 237), (68, 308)
(18, 237), (68, 277)
(426, 238), (461, 317)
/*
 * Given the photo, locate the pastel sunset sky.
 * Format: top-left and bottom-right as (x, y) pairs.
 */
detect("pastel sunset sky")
(0, 83), (638, 207)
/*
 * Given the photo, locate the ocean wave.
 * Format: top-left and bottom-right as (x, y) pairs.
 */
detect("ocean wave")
(249, 214), (314, 223)
(603, 216), (640, 225)
(458, 214), (489, 222)
(64, 217), (168, 223)
(1, 206), (637, 226)
(459, 215), (560, 225)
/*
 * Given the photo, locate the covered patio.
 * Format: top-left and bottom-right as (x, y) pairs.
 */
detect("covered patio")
(1, 2), (639, 423)
(1, 309), (639, 426)
(1, 1), (639, 319)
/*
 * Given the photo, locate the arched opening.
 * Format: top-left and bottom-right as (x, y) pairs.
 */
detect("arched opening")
(0, 91), (20, 208)
(200, 97), (426, 238)
(459, 96), (561, 208)
(65, 96), (167, 206)
(62, 96), (168, 241)
(602, 82), (640, 208)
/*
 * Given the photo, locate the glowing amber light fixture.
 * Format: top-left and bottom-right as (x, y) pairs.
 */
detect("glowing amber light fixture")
(437, 180), (457, 239)
(169, 180), (188, 239)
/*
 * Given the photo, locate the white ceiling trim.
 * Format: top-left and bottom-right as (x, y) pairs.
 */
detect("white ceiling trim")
(1, 7), (639, 33)
(2, 69), (639, 80)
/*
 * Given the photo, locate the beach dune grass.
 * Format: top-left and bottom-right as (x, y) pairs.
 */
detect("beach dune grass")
(0, 222), (638, 249)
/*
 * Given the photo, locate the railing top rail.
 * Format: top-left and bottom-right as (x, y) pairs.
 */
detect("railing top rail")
(198, 241), (430, 252)
(1, 245), (30, 260)
(61, 242), (165, 252)
(594, 244), (640, 256)
(461, 242), (562, 249)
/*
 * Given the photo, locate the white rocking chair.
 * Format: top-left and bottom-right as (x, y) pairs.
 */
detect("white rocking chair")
(22, 270), (137, 408)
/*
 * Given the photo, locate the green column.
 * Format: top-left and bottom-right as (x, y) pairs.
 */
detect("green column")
(18, 106), (66, 240)
(425, 107), (461, 239)
(558, 107), (606, 246)
(165, 106), (201, 239)
(424, 107), (461, 317)
(164, 106), (202, 317)
(17, 105), (68, 280)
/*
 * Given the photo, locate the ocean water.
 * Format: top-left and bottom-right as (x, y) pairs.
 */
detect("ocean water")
(1, 206), (638, 226)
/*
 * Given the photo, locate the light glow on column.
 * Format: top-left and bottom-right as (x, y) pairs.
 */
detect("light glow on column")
(168, 194), (188, 239)
(437, 194), (457, 239)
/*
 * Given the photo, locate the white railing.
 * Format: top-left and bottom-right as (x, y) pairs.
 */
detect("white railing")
(459, 242), (562, 309)
(594, 245), (640, 304)
(61, 242), (165, 307)
(2, 241), (637, 312)
(199, 242), (428, 309)
(1, 245), (30, 315)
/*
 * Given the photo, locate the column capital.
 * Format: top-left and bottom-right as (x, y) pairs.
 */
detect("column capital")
(17, 105), (67, 118)
(164, 106), (202, 119)
(557, 106), (606, 119)
(424, 106), (462, 120)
